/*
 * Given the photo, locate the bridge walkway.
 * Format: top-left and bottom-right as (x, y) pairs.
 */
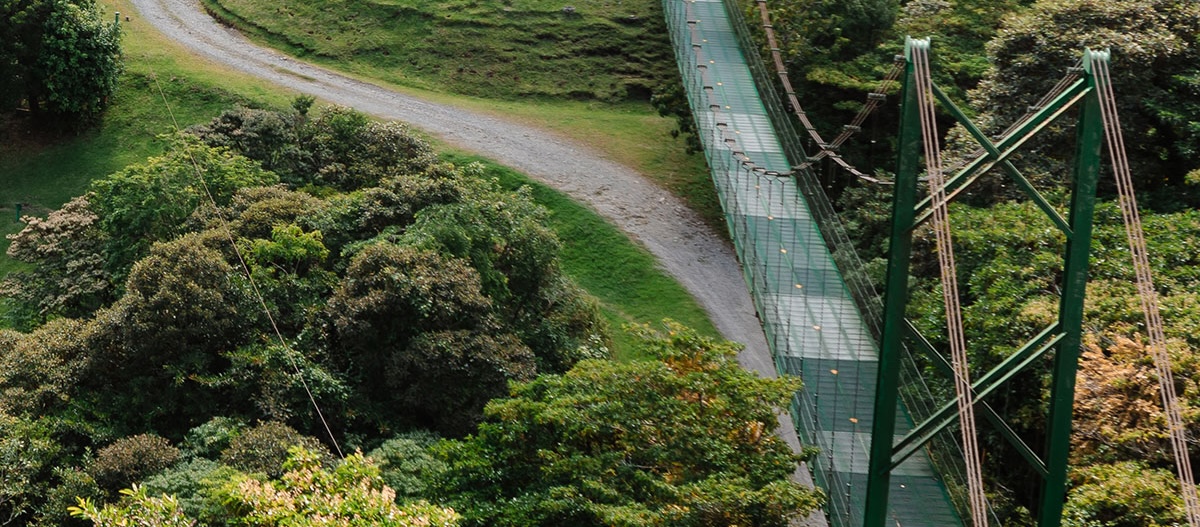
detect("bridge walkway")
(662, 1), (962, 525)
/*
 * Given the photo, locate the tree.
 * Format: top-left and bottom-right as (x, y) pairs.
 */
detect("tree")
(325, 243), (542, 435)
(89, 138), (277, 279)
(966, 0), (1200, 192)
(0, 413), (60, 527)
(1063, 461), (1187, 527)
(2, 195), (112, 326)
(0, 318), (89, 416)
(189, 103), (436, 189)
(436, 322), (822, 527)
(80, 233), (257, 436)
(0, 0), (122, 125)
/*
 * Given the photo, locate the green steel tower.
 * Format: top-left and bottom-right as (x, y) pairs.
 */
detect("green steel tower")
(864, 39), (1109, 527)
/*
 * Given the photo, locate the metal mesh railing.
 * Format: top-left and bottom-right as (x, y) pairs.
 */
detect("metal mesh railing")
(663, 1), (963, 525)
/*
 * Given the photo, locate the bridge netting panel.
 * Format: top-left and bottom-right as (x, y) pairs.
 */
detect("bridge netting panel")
(663, 1), (962, 525)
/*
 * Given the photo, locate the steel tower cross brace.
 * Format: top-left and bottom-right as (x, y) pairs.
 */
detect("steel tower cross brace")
(863, 39), (1107, 527)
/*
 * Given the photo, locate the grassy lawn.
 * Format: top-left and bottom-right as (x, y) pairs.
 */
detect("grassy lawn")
(200, 0), (673, 102)
(1, 0), (719, 346)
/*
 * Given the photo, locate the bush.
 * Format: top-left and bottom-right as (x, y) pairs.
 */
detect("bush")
(141, 458), (241, 525)
(368, 431), (448, 500)
(88, 434), (180, 494)
(37, 467), (101, 527)
(220, 421), (331, 478)
(181, 417), (245, 461)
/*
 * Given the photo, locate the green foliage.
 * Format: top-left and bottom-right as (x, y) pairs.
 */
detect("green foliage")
(36, 0), (122, 123)
(436, 322), (821, 527)
(367, 431), (447, 501)
(0, 317), (89, 415)
(1063, 462), (1186, 527)
(69, 486), (195, 527)
(967, 0), (1200, 191)
(0, 413), (60, 526)
(220, 421), (331, 479)
(181, 417), (245, 461)
(88, 434), (180, 495)
(393, 330), (537, 436)
(38, 467), (100, 527)
(81, 233), (257, 435)
(88, 138), (277, 278)
(0, 0), (122, 126)
(74, 449), (460, 527)
(190, 103), (436, 190)
(141, 458), (241, 525)
(229, 448), (460, 527)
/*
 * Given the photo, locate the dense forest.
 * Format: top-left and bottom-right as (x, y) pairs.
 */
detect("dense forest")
(0, 99), (820, 525)
(748, 0), (1200, 525)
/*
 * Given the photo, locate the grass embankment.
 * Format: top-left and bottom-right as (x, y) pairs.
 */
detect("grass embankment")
(1, 0), (718, 345)
(199, 0), (722, 228)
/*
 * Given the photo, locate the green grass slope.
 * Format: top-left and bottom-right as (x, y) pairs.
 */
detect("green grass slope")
(202, 0), (673, 101)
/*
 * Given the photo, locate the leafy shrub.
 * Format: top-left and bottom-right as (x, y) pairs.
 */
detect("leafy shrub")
(220, 421), (331, 478)
(391, 330), (537, 436)
(88, 434), (180, 494)
(367, 431), (447, 500)
(1064, 461), (1186, 527)
(229, 448), (459, 527)
(141, 458), (241, 525)
(37, 467), (101, 527)
(181, 417), (245, 461)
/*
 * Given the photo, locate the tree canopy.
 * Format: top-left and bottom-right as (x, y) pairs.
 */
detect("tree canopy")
(435, 322), (821, 527)
(0, 0), (122, 126)
(0, 102), (620, 525)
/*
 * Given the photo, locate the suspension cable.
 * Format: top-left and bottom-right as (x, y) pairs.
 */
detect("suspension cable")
(912, 43), (989, 527)
(152, 75), (345, 459)
(753, 0), (902, 184)
(1090, 52), (1200, 526)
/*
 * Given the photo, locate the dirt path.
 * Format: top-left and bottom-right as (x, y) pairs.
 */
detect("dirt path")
(126, 5), (825, 514)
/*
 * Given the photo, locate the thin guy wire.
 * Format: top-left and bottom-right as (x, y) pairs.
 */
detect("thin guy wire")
(1091, 54), (1200, 526)
(152, 75), (345, 459)
(913, 44), (989, 527)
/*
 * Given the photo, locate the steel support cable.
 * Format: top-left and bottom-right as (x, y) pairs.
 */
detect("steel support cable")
(1091, 54), (1200, 526)
(151, 76), (345, 459)
(753, 0), (902, 184)
(913, 44), (989, 527)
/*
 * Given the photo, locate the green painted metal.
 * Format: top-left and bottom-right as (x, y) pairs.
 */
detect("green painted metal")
(903, 323), (1051, 478)
(863, 36), (926, 527)
(1038, 49), (1106, 527)
(866, 41), (1108, 527)
(912, 79), (1089, 225)
(892, 325), (1063, 468)
(930, 84), (1071, 234)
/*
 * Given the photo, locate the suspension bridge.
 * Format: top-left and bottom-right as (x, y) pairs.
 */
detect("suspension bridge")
(662, 1), (1199, 526)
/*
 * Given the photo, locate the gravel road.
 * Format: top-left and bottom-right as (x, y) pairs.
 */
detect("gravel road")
(127, 2), (824, 521)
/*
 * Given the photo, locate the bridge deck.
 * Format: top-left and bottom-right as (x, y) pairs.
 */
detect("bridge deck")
(663, 1), (962, 525)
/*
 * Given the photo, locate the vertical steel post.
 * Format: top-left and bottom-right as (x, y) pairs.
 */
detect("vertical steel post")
(1037, 49), (1105, 527)
(863, 37), (926, 527)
